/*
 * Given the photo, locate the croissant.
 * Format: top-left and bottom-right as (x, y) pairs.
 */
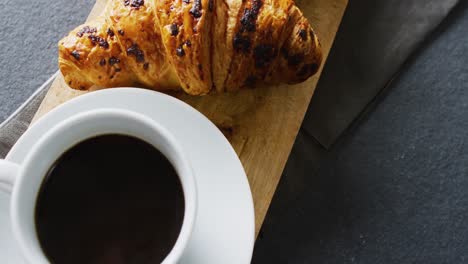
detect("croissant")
(59, 0), (322, 95)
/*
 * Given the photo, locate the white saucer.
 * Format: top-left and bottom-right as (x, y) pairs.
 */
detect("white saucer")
(1, 88), (255, 263)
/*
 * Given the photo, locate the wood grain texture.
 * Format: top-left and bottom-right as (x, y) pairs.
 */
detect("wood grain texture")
(32, 0), (347, 236)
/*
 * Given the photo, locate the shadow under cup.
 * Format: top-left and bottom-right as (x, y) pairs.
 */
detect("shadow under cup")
(11, 109), (196, 264)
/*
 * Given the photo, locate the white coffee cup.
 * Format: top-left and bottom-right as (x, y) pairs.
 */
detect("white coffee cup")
(0, 108), (197, 264)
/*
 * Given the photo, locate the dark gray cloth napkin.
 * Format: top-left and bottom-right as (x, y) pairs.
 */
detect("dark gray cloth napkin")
(0, 0), (460, 157)
(304, 0), (459, 148)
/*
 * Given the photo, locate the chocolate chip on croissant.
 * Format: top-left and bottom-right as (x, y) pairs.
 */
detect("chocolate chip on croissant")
(58, 0), (322, 95)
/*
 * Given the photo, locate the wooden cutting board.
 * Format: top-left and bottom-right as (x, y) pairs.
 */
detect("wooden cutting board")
(33, 0), (347, 236)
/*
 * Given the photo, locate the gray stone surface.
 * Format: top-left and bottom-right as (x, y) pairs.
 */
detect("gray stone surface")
(0, 0), (93, 122)
(253, 2), (468, 263)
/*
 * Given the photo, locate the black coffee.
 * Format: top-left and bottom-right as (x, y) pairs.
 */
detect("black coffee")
(35, 134), (185, 264)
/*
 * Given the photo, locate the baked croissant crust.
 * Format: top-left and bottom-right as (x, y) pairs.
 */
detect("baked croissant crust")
(59, 0), (322, 95)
